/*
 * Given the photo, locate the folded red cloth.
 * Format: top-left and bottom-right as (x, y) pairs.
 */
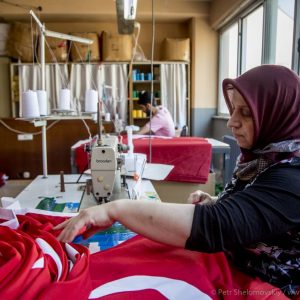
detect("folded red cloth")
(75, 137), (212, 183)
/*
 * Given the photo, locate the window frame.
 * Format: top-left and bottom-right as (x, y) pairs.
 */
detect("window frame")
(292, 0), (300, 72)
(218, 0), (299, 116)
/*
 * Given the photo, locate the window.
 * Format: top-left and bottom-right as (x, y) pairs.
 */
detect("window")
(241, 6), (263, 73)
(218, 23), (238, 114)
(218, 0), (298, 115)
(275, 0), (295, 67)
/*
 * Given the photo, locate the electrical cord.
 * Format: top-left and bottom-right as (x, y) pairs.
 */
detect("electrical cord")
(126, 21), (141, 88)
(81, 118), (92, 140)
(0, 118), (92, 143)
(0, 119), (60, 135)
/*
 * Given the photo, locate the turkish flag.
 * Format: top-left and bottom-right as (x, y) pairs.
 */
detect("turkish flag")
(88, 236), (289, 300)
(0, 212), (293, 299)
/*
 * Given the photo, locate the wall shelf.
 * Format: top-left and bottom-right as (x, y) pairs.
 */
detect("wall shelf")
(128, 62), (190, 129)
(10, 61), (190, 129)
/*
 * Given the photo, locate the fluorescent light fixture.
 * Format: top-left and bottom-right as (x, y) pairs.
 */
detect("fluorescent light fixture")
(123, 0), (137, 20)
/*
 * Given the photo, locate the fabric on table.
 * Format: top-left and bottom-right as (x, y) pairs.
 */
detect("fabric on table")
(130, 137), (212, 183)
(75, 137), (212, 183)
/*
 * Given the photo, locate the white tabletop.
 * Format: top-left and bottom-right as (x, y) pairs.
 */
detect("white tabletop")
(14, 174), (160, 212)
(206, 138), (230, 149)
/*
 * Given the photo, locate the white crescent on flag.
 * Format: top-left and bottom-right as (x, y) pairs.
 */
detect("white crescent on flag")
(89, 275), (212, 299)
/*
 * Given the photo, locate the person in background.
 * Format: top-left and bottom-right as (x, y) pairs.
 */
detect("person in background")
(55, 65), (300, 297)
(135, 90), (175, 137)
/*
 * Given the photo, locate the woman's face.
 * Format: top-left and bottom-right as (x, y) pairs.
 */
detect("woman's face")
(227, 89), (254, 149)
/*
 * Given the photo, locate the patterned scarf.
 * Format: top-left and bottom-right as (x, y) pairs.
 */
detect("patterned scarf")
(234, 139), (300, 181)
(220, 139), (300, 199)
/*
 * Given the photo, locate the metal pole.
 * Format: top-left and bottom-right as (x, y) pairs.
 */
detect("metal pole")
(42, 123), (48, 178)
(40, 23), (48, 178)
(29, 9), (93, 178)
(97, 101), (102, 145)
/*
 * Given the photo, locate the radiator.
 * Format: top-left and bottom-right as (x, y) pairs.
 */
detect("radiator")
(222, 135), (240, 182)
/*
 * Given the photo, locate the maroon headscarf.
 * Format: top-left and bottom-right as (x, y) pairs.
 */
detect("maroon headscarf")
(222, 65), (300, 163)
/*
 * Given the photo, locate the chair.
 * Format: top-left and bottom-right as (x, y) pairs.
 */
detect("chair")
(180, 125), (189, 137)
(222, 135), (240, 181)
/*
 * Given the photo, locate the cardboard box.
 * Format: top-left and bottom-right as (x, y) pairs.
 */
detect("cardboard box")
(0, 23), (10, 39)
(0, 23), (10, 55)
(102, 32), (132, 61)
(40, 37), (68, 62)
(70, 32), (100, 62)
(152, 173), (215, 204)
(6, 22), (37, 62)
(161, 38), (190, 62)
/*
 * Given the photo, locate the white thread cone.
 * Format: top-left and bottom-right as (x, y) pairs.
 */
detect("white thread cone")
(21, 90), (40, 118)
(36, 90), (48, 116)
(58, 89), (71, 110)
(85, 89), (98, 113)
(105, 112), (111, 121)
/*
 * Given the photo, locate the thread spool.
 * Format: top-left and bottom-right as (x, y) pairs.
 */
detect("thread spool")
(21, 90), (40, 118)
(58, 88), (71, 110)
(36, 90), (47, 116)
(127, 126), (134, 155)
(85, 89), (98, 113)
(137, 110), (143, 118)
(105, 112), (111, 122)
(23, 171), (30, 179)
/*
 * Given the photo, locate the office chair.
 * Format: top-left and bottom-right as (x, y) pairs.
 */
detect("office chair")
(180, 125), (189, 137)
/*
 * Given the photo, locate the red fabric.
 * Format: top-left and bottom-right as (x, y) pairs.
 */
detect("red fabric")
(75, 146), (90, 175)
(0, 227), (51, 300)
(89, 235), (289, 299)
(130, 137), (212, 183)
(0, 213), (92, 300)
(75, 137), (212, 183)
(1, 212), (297, 299)
(18, 213), (92, 300)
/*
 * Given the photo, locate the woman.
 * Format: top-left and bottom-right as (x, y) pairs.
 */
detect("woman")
(55, 65), (300, 296)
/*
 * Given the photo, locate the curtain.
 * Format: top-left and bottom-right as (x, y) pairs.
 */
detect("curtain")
(160, 63), (187, 128)
(69, 63), (128, 121)
(18, 63), (128, 121)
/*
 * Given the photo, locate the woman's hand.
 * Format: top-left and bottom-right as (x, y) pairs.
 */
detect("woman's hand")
(54, 199), (195, 248)
(53, 203), (115, 242)
(187, 190), (217, 205)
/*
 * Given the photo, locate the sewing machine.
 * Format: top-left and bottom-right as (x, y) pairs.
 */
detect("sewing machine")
(90, 135), (126, 203)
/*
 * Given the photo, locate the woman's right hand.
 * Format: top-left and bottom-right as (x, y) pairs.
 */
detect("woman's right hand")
(54, 203), (115, 242)
(187, 190), (215, 205)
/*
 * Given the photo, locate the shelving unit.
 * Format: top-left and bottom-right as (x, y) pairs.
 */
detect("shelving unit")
(128, 62), (161, 126)
(10, 61), (190, 130)
(128, 61), (190, 130)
